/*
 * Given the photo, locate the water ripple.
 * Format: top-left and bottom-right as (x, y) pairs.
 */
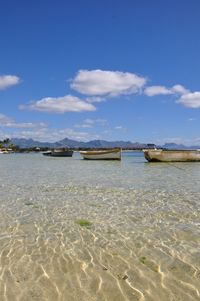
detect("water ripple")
(0, 153), (200, 300)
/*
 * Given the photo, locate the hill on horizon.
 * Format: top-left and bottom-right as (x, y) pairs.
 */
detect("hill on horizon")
(10, 138), (200, 150)
(11, 137), (149, 149)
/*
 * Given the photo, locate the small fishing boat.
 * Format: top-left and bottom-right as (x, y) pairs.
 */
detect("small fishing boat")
(0, 148), (13, 154)
(80, 148), (121, 160)
(42, 150), (52, 156)
(43, 148), (73, 157)
(143, 149), (200, 162)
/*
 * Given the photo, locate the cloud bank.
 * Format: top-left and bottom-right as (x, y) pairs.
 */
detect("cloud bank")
(0, 113), (47, 129)
(1, 127), (100, 143)
(15, 69), (200, 116)
(0, 113), (99, 142)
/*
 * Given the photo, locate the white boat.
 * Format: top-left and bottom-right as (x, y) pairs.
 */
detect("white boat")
(0, 148), (10, 154)
(80, 149), (121, 160)
(143, 149), (200, 162)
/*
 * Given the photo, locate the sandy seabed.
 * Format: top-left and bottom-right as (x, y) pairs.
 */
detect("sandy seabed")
(1, 183), (200, 301)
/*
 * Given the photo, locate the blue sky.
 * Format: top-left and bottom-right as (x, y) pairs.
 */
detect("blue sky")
(0, 0), (200, 145)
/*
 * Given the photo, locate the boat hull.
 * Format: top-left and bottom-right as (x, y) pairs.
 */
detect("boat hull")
(43, 150), (73, 157)
(80, 149), (121, 160)
(144, 150), (200, 162)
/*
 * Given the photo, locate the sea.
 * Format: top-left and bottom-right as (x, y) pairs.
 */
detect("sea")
(0, 151), (200, 301)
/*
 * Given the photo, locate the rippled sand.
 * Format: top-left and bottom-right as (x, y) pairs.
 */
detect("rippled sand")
(1, 153), (200, 300)
(1, 182), (200, 301)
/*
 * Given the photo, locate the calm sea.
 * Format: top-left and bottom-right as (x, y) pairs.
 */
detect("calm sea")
(0, 151), (200, 300)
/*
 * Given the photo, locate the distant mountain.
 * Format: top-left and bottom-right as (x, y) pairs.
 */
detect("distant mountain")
(163, 143), (200, 150)
(11, 138), (199, 150)
(82, 140), (147, 149)
(11, 137), (148, 149)
(57, 137), (87, 148)
(11, 138), (56, 148)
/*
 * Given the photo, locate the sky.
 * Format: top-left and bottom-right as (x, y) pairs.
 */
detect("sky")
(0, 0), (200, 145)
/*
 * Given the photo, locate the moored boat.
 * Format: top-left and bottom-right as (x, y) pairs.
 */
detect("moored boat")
(80, 148), (121, 160)
(43, 148), (73, 157)
(0, 150), (8, 154)
(42, 150), (52, 156)
(0, 148), (13, 154)
(143, 149), (200, 162)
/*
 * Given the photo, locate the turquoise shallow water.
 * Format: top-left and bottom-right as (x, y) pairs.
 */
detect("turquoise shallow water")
(0, 152), (200, 300)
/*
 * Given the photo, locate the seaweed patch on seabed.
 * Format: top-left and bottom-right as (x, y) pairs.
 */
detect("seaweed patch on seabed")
(139, 256), (159, 273)
(24, 202), (40, 209)
(75, 219), (92, 228)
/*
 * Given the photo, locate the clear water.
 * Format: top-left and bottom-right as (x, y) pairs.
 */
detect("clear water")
(0, 152), (200, 300)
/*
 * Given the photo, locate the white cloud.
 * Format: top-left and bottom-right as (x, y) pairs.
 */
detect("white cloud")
(0, 113), (48, 129)
(0, 75), (20, 90)
(74, 118), (108, 129)
(144, 83), (200, 110)
(74, 123), (93, 128)
(19, 95), (96, 113)
(0, 113), (13, 124)
(71, 69), (147, 97)
(114, 125), (127, 132)
(171, 84), (189, 95)
(176, 92), (200, 108)
(144, 85), (173, 96)
(85, 96), (105, 103)
(84, 118), (95, 124)
(114, 126), (123, 130)
(95, 118), (108, 126)
(58, 128), (100, 141)
(155, 137), (200, 147)
(12, 128), (99, 142)
(6, 122), (47, 129)
(144, 84), (189, 97)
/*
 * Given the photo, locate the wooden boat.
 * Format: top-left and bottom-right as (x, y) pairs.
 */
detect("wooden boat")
(143, 149), (200, 162)
(43, 148), (73, 157)
(80, 148), (121, 160)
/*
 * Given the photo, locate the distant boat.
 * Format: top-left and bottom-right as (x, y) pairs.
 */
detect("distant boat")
(143, 149), (200, 162)
(42, 150), (52, 156)
(80, 148), (121, 160)
(0, 148), (13, 154)
(0, 150), (8, 154)
(43, 148), (73, 157)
